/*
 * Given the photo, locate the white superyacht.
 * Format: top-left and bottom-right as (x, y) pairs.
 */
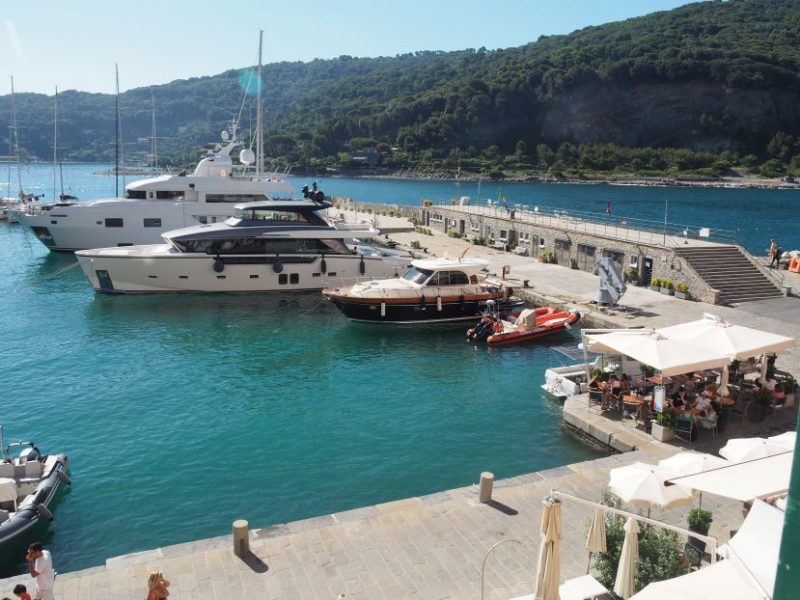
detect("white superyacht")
(13, 125), (293, 252)
(75, 197), (411, 293)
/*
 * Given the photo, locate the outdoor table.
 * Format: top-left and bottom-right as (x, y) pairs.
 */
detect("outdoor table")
(558, 574), (609, 600)
(622, 394), (646, 419)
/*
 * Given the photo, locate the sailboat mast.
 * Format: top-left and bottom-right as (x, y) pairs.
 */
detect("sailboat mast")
(150, 90), (157, 171)
(256, 29), (264, 179)
(115, 64), (120, 197)
(53, 86), (58, 202)
(10, 76), (22, 197)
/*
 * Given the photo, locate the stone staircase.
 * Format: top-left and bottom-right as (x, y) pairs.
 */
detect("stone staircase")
(673, 245), (783, 305)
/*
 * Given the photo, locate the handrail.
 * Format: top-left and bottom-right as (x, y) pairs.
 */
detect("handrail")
(424, 200), (740, 247)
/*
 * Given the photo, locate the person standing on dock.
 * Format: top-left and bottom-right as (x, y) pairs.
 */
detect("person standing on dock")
(146, 571), (170, 600)
(768, 239), (777, 266)
(25, 542), (54, 600)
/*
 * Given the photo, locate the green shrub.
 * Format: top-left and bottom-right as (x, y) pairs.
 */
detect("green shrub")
(447, 228), (460, 238)
(675, 282), (689, 293)
(687, 508), (713, 535)
(472, 237), (486, 246)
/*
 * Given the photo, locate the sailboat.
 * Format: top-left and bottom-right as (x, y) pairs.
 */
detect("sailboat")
(14, 46), (293, 252)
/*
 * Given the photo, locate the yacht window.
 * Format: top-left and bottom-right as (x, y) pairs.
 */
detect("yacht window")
(239, 209), (309, 222)
(402, 267), (432, 285)
(156, 190), (184, 200)
(105, 218), (124, 228)
(206, 194), (266, 203)
(171, 237), (350, 255)
(125, 190), (146, 199)
(290, 274), (299, 284)
(448, 271), (469, 285)
(144, 218), (162, 228)
(278, 274), (288, 285)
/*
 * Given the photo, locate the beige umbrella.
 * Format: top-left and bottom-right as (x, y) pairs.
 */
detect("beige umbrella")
(719, 437), (791, 463)
(718, 363), (730, 397)
(585, 506), (607, 573)
(609, 462), (693, 516)
(658, 451), (729, 509)
(614, 517), (640, 599)
(534, 497), (562, 600)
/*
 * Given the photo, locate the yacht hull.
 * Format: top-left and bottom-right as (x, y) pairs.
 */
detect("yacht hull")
(324, 294), (523, 323)
(76, 251), (410, 293)
(15, 201), (236, 252)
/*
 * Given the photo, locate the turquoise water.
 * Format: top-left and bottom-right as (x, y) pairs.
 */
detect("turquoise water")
(1, 164), (796, 576)
(1, 165), (598, 576)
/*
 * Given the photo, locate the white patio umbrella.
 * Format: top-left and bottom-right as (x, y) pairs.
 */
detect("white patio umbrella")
(657, 313), (794, 361)
(609, 462), (693, 516)
(767, 431), (797, 450)
(584, 329), (729, 377)
(759, 355), (769, 385)
(614, 517), (640, 599)
(658, 451), (729, 477)
(719, 437), (793, 463)
(658, 451), (729, 509)
(534, 497), (562, 600)
(585, 506), (607, 573)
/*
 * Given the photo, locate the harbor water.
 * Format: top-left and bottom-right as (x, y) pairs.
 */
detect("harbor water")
(0, 164), (796, 576)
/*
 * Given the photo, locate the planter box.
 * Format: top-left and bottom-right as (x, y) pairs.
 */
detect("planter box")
(651, 422), (674, 442)
(674, 291), (688, 300)
(649, 285), (660, 292)
(660, 287), (674, 295)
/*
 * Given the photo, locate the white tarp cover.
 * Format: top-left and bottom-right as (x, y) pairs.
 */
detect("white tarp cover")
(0, 477), (17, 503)
(717, 500), (783, 596)
(629, 559), (763, 600)
(667, 451), (792, 502)
(584, 330), (729, 376)
(657, 313), (795, 360)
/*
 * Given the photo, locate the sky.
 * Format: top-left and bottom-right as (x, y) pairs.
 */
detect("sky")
(2, 0), (696, 95)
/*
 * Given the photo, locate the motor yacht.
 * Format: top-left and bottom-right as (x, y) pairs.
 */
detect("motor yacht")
(0, 426), (71, 546)
(75, 198), (410, 293)
(322, 256), (523, 323)
(12, 126), (294, 252)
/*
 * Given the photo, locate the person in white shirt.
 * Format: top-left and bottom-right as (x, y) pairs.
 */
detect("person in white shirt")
(26, 542), (55, 600)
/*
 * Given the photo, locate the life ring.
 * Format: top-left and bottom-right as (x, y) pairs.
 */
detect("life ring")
(273, 261), (284, 273)
(213, 258), (225, 273)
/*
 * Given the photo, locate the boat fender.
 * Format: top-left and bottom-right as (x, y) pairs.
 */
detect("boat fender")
(359, 256), (366, 275)
(273, 259), (284, 274)
(437, 296), (442, 311)
(213, 258), (224, 273)
(57, 470), (71, 485)
(380, 302), (386, 317)
(418, 295), (426, 309)
(492, 321), (503, 334)
(36, 504), (54, 521)
(320, 253), (327, 273)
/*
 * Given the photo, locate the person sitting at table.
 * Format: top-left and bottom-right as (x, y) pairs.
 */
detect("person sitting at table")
(772, 383), (786, 406)
(620, 373), (631, 396)
(671, 385), (689, 412)
(600, 380), (613, 412)
(609, 374), (621, 399)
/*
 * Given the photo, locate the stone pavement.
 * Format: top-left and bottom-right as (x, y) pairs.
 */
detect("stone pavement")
(0, 444), (751, 600)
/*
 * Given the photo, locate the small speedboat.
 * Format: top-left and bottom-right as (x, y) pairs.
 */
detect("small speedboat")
(468, 306), (581, 346)
(0, 427), (71, 546)
(323, 256), (523, 323)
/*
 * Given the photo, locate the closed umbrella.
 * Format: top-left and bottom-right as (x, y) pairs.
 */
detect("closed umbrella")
(534, 497), (562, 600)
(609, 462), (693, 516)
(759, 355), (769, 385)
(719, 437), (792, 463)
(718, 363), (730, 397)
(585, 506), (607, 573)
(614, 517), (640, 599)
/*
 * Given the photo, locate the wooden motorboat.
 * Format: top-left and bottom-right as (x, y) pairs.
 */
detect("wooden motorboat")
(468, 306), (581, 346)
(0, 427), (70, 546)
(323, 256), (523, 323)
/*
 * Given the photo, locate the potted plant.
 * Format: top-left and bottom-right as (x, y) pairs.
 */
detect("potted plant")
(623, 267), (639, 285)
(660, 279), (674, 295)
(649, 277), (661, 292)
(674, 282), (689, 300)
(539, 250), (554, 264)
(783, 375), (797, 408)
(687, 507), (713, 553)
(651, 410), (676, 442)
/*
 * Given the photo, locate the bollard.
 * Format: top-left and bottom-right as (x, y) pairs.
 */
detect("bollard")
(233, 519), (250, 557)
(523, 279), (530, 288)
(479, 471), (494, 503)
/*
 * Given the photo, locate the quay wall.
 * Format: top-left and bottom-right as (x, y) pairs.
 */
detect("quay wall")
(420, 205), (719, 303)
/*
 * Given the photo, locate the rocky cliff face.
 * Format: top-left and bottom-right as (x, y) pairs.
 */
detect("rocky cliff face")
(540, 81), (800, 152)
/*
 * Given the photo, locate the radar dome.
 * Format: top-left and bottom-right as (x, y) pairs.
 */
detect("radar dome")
(239, 149), (256, 165)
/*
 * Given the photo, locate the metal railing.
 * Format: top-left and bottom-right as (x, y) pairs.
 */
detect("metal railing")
(425, 200), (739, 248)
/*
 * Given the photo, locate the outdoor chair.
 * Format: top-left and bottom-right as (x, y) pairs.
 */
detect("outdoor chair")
(675, 414), (695, 443)
(636, 402), (652, 432)
(698, 414), (718, 438)
(681, 541), (703, 572)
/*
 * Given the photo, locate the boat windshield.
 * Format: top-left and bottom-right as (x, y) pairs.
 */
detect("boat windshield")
(402, 267), (432, 284)
(233, 207), (310, 222)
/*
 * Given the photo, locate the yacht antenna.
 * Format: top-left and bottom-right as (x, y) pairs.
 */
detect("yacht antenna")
(150, 90), (158, 171)
(256, 29), (264, 179)
(53, 86), (66, 201)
